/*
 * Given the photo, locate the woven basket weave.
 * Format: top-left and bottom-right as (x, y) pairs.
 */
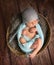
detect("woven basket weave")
(6, 14), (51, 57)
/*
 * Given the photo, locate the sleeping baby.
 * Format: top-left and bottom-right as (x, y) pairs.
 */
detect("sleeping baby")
(17, 7), (44, 58)
(20, 20), (38, 44)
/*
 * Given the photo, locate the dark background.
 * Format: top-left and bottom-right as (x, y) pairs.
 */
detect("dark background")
(0, 0), (54, 65)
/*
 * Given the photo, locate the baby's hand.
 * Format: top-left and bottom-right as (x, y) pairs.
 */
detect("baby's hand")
(19, 37), (26, 44)
(29, 27), (37, 33)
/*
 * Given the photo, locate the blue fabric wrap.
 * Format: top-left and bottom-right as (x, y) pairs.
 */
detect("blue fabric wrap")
(17, 23), (44, 53)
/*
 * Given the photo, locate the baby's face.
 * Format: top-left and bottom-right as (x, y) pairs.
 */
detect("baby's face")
(26, 19), (38, 28)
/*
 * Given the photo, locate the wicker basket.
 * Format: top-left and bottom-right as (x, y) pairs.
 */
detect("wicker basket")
(6, 14), (51, 57)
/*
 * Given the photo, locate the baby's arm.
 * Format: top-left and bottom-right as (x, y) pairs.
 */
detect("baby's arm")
(29, 38), (42, 58)
(22, 27), (36, 39)
(22, 27), (29, 35)
(19, 27), (28, 44)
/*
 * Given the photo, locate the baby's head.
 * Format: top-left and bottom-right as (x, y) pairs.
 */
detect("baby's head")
(26, 19), (38, 28)
(22, 7), (39, 27)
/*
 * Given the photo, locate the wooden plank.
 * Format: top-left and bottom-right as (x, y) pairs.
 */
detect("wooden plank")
(47, 6), (54, 65)
(26, 0), (38, 13)
(17, 0), (31, 12)
(10, 52), (21, 65)
(11, 52), (31, 65)
(0, 0), (19, 26)
(39, 48), (52, 65)
(0, 0), (25, 65)
(36, 0), (54, 27)
(37, 1), (54, 65)
(30, 55), (42, 65)
(0, 10), (11, 65)
(0, 0), (18, 65)
(0, 0), (54, 65)
(0, 14), (5, 65)
(47, 42), (54, 65)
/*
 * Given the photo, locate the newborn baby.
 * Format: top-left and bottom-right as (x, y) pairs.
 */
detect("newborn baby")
(20, 20), (38, 44)
(17, 7), (44, 58)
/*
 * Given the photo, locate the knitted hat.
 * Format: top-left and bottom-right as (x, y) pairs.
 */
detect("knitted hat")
(22, 7), (39, 23)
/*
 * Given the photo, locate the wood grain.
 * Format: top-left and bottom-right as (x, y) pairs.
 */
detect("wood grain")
(0, 0), (54, 65)
(37, 1), (54, 65)
(0, 7), (11, 65)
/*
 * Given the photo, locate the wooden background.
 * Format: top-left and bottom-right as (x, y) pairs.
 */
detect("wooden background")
(0, 0), (54, 65)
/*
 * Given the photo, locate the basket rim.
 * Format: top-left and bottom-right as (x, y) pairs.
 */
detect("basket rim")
(6, 14), (52, 57)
